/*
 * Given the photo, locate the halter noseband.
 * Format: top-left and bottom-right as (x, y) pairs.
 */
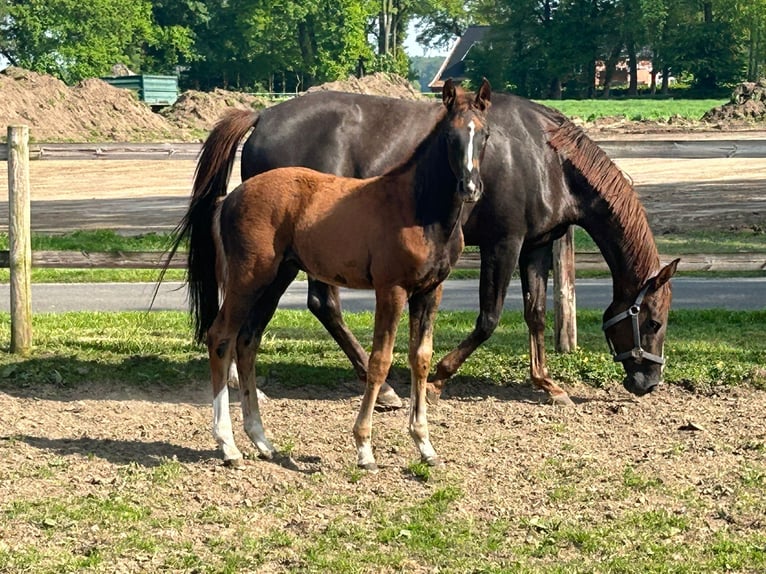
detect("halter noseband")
(602, 281), (665, 366)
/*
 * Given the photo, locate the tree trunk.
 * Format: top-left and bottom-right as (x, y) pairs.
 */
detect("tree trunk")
(601, 45), (622, 99)
(549, 77), (562, 99)
(627, 42), (638, 95)
(661, 64), (670, 95)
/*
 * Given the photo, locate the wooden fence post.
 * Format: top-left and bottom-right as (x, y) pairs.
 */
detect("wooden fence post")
(553, 227), (577, 352)
(7, 125), (32, 354)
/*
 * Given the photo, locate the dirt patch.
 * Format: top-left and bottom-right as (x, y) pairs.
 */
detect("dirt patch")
(1, 378), (765, 570)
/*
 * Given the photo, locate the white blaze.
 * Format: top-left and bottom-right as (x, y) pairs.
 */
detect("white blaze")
(466, 119), (476, 171)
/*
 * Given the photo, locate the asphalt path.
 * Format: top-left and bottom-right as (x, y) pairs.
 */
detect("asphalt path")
(1, 277), (764, 313)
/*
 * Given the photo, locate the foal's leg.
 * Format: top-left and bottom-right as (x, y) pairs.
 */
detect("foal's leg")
(236, 264), (299, 458)
(307, 279), (403, 410)
(235, 323), (276, 459)
(520, 244), (574, 406)
(408, 285), (444, 467)
(428, 237), (523, 401)
(353, 286), (407, 471)
(208, 295), (253, 466)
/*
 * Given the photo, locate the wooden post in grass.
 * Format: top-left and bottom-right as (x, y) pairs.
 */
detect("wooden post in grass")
(553, 227), (577, 352)
(7, 125), (32, 354)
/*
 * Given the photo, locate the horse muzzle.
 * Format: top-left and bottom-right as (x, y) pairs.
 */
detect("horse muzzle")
(622, 371), (660, 397)
(458, 174), (483, 203)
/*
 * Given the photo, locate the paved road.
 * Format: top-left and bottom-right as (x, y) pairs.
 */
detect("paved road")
(1, 277), (764, 313)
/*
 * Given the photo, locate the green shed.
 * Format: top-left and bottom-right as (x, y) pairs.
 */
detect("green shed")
(101, 74), (179, 106)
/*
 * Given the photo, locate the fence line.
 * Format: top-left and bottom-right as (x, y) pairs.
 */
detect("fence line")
(4, 139), (766, 162)
(4, 131), (766, 355)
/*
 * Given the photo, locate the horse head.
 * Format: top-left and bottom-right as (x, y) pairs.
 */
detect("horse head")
(441, 77), (492, 203)
(602, 258), (680, 396)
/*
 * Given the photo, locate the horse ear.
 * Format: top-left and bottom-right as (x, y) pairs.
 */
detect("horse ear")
(475, 78), (492, 111)
(442, 78), (457, 109)
(647, 258), (680, 292)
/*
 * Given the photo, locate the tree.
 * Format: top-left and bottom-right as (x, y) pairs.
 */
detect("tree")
(670, 0), (744, 90)
(0, 0), (197, 82)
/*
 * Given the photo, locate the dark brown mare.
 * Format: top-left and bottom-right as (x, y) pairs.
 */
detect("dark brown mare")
(187, 87), (679, 408)
(169, 80), (492, 469)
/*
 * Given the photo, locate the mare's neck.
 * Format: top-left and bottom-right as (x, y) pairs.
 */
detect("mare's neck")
(581, 207), (661, 299)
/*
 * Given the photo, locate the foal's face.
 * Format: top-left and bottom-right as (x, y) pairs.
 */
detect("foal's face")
(442, 78), (491, 203)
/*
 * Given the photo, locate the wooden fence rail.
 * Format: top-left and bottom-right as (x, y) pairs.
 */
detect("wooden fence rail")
(2, 250), (765, 272)
(3, 139), (766, 161)
(4, 133), (766, 355)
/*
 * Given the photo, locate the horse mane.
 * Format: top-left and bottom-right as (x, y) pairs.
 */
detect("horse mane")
(546, 119), (660, 280)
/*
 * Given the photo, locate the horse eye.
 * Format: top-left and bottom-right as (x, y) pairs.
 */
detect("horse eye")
(648, 320), (662, 333)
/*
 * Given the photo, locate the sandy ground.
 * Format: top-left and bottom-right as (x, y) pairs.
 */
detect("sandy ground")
(1, 153), (764, 235)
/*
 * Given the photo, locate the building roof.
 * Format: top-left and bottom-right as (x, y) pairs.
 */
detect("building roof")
(428, 25), (490, 92)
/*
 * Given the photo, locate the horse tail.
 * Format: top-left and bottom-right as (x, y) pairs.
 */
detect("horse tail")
(158, 109), (261, 343)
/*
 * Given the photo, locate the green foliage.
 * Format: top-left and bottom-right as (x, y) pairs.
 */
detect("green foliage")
(0, 0), (192, 82)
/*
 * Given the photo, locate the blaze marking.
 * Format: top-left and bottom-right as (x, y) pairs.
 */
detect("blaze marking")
(466, 119), (476, 171)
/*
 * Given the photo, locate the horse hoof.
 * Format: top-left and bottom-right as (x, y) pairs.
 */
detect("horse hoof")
(549, 393), (575, 407)
(423, 456), (445, 468)
(376, 384), (403, 410)
(224, 457), (246, 469)
(425, 384), (442, 405)
(359, 461), (379, 473)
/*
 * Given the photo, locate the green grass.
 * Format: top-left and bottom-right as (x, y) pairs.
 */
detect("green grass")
(0, 308), (763, 393)
(537, 98), (726, 122)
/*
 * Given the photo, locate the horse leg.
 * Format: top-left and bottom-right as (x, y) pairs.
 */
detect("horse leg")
(353, 286), (407, 471)
(428, 237), (522, 402)
(408, 285), (444, 467)
(307, 279), (403, 410)
(208, 295), (252, 467)
(520, 244), (574, 406)
(235, 323), (276, 459)
(236, 264), (299, 459)
(228, 262), (299, 393)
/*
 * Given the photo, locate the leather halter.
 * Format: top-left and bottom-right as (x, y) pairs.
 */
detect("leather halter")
(602, 281), (665, 366)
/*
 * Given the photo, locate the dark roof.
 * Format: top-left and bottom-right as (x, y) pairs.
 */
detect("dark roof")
(428, 25), (490, 91)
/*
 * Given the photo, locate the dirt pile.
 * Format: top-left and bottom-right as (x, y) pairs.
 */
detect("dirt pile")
(702, 80), (766, 122)
(0, 67), (189, 142)
(0, 67), (424, 142)
(159, 88), (269, 133)
(305, 72), (426, 100)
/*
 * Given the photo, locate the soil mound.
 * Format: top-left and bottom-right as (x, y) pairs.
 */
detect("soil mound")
(0, 67), (188, 142)
(159, 88), (269, 133)
(305, 72), (426, 100)
(0, 67), (423, 142)
(702, 80), (766, 122)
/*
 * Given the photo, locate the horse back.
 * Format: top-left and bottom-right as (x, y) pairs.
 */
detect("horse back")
(241, 91), (443, 179)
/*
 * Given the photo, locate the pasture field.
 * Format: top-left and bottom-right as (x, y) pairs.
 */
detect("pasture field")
(539, 99), (726, 122)
(1, 309), (765, 573)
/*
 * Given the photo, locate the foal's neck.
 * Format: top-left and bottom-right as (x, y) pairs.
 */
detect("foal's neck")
(410, 129), (465, 237)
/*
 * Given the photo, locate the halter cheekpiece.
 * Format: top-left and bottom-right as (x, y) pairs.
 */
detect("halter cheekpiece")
(601, 280), (665, 366)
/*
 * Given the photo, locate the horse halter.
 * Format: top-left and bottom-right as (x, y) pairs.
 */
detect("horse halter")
(602, 281), (665, 366)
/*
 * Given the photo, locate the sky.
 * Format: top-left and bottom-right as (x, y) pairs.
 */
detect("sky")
(404, 21), (453, 58)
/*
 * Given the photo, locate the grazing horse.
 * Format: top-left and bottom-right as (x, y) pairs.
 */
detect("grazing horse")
(170, 79), (492, 469)
(185, 88), (679, 407)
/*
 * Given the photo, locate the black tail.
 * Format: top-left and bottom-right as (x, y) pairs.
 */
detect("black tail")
(158, 109), (260, 342)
